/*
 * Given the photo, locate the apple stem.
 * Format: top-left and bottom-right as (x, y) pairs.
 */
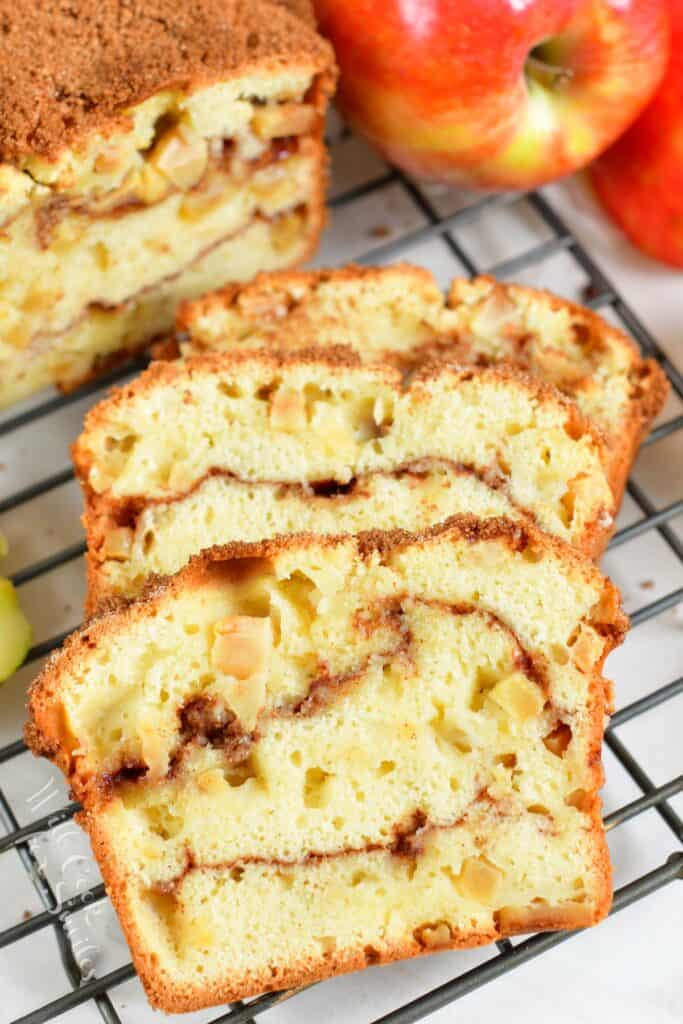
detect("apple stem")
(525, 55), (574, 90)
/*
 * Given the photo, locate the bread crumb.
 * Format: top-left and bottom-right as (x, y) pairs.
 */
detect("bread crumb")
(639, 580), (654, 590)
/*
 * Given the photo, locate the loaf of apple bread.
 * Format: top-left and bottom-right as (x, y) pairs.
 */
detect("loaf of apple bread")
(27, 517), (626, 1011)
(178, 264), (668, 503)
(73, 349), (615, 611)
(0, 0), (335, 409)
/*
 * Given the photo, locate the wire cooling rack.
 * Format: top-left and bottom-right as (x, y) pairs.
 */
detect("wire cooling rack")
(0, 122), (681, 1024)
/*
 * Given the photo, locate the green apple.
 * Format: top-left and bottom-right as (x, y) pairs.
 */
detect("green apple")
(0, 533), (32, 682)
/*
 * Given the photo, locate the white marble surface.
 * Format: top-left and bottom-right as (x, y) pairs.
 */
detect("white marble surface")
(0, 129), (681, 1024)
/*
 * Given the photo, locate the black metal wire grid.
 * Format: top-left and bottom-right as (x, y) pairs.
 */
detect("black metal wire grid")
(0, 150), (682, 1024)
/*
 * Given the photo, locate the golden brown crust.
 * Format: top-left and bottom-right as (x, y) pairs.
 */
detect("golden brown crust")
(601, 359), (669, 507)
(0, 1), (335, 165)
(175, 261), (439, 330)
(453, 276), (669, 504)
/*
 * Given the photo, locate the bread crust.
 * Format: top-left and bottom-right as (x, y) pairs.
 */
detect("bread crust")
(176, 261), (443, 329)
(451, 275), (669, 505)
(26, 514), (624, 1012)
(0, 1), (335, 165)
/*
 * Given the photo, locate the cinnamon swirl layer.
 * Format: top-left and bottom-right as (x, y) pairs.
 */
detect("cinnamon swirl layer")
(75, 350), (615, 611)
(178, 264), (669, 505)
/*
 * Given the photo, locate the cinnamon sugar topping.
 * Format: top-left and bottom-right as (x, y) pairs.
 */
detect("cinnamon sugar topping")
(0, 1), (332, 163)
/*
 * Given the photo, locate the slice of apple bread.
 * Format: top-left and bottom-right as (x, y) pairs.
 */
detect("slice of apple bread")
(72, 349), (615, 611)
(177, 264), (668, 503)
(27, 517), (626, 1012)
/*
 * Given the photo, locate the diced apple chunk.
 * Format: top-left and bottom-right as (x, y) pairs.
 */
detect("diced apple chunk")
(252, 103), (316, 140)
(211, 617), (271, 729)
(134, 163), (170, 204)
(150, 127), (209, 190)
(94, 146), (125, 174)
(271, 209), (305, 252)
(182, 916), (216, 949)
(414, 921), (452, 948)
(566, 788), (593, 812)
(89, 464), (115, 494)
(560, 473), (597, 530)
(316, 408), (358, 461)
(167, 462), (195, 493)
(101, 527), (134, 561)
(470, 286), (517, 338)
(458, 857), (502, 903)
(251, 175), (300, 213)
(533, 346), (589, 384)
(571, 624), (603, 673)
(487, 672), (544, 721)
(177, 177), (235, 221)
(212, 616), (271, 680)
(543, 722), (572, 757)
(496, 900), (590, 932)
(196, 769), (228, 795)
(137, 716), (169, 783)
(270, 387), (307, 433)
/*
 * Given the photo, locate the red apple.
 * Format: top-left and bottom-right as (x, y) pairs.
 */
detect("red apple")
(590, 0), (683, 267)
(314, 0), (669, 190)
